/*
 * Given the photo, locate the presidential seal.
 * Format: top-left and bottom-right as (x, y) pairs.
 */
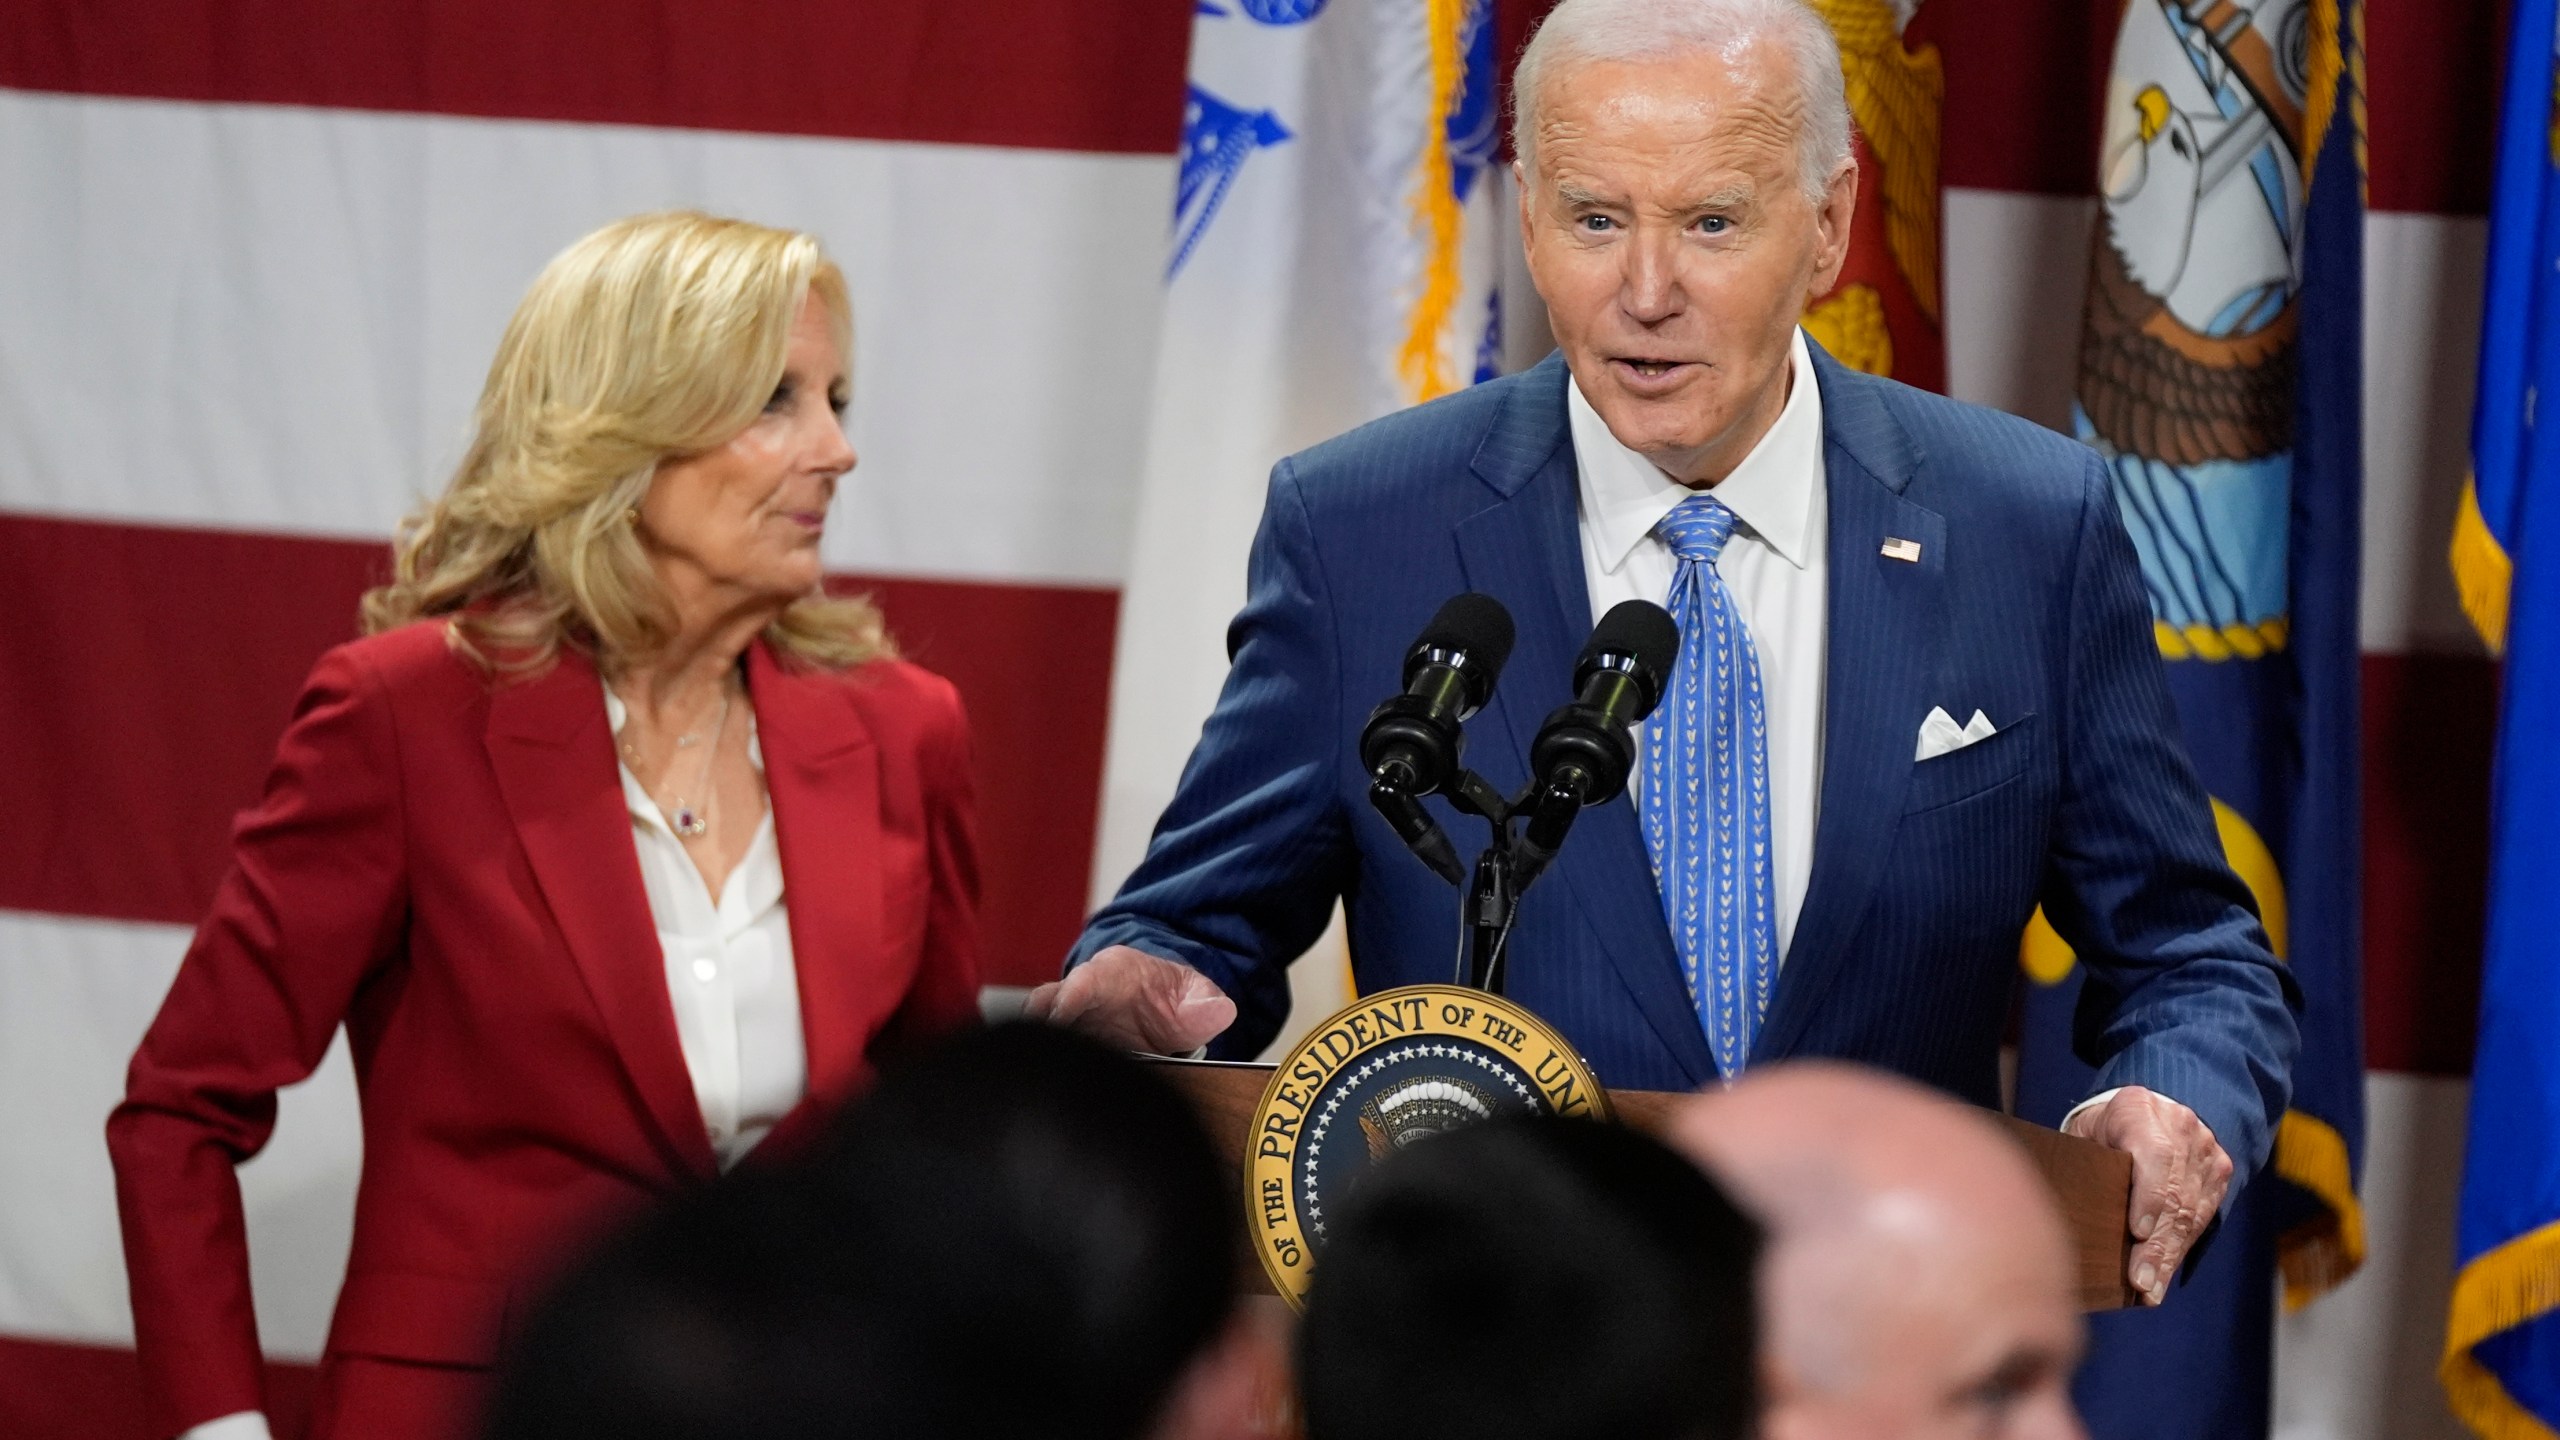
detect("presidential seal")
(1245, 984), (1609, 1306)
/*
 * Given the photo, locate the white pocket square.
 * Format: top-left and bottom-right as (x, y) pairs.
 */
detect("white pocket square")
(1915, 706), (1998, 762)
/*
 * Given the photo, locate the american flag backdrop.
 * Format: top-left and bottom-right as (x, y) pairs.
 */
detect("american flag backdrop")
(0, 2), (2509, 1436)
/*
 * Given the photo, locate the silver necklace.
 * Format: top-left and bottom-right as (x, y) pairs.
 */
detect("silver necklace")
(621, 686), (732, 840)
(666, 688), (731, 839)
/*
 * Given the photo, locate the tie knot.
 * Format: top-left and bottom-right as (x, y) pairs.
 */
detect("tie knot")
(1656, 493), (1739, 564)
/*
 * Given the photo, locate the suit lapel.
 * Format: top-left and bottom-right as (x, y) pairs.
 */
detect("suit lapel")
(1456, 356), (1722, 1085)
(1753, 352), (1947, 1060)
(746, 643), (884, 1112)
(484, 651), (718, 1181)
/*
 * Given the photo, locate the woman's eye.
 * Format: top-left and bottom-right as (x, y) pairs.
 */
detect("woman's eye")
(829, 393), (851, 418)
(764, 382), (795, 414)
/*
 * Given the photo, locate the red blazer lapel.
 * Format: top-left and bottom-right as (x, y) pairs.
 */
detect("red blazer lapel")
(484, 650), (719, 1182)
(748, 643), (885, 1113)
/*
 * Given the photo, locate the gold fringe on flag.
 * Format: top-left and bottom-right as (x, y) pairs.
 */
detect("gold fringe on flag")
(2273, 1109), (2367, 1308)
(2453, 474), (2515, 654)
(2441, 1218), (2560, 1440)
(1397, 0), (1469, 405)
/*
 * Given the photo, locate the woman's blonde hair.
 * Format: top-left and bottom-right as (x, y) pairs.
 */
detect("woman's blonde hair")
(361, 210), (889, 675)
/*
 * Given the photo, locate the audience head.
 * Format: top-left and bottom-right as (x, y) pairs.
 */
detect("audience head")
(483, 1022), (1245, 1440)
(1299, 1114), (1761, 1440)
(363, 208), (887, 675)
(1670, 1063), (2086, 1440)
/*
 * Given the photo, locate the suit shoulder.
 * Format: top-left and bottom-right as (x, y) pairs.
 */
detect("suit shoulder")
(1863, 376), (2102, 510)
(846, 656), (963, 714)
(323, 621), (488, 699)
(811, 656), (968, 743)
(1281, 366), (1550, 503)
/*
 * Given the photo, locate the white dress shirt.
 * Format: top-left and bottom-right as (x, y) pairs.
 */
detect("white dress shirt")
(183, 692), (813, 1440)
(1571, 327), (1829, 963)
(1567, 337), (2128, 1133)
(605, 684), (809, 1172)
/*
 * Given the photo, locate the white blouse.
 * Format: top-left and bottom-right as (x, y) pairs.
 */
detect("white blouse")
(604, 685), (809, 1172)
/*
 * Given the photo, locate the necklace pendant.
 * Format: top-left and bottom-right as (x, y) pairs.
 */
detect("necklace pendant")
(673, 806), (708, 838)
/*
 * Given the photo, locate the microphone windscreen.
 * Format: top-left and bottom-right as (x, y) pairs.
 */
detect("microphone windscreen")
(1584, 599), (1679, 682)
(1420, 592), (1517, 680)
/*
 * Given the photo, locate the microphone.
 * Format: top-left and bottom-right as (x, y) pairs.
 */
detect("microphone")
(1517, 600), (1680, 880)
(1362, 594), (1517, 884)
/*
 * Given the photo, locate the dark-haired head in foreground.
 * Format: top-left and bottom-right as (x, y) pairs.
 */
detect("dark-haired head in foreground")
(1298, 1115), (1761, 1440)
(481, 1023), (1242, 1440)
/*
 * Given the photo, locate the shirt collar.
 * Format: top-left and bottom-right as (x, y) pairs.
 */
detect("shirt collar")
(1569, 327), (1825, 575)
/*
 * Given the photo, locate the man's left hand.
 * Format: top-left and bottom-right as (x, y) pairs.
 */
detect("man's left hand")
(2061, 1086), (2233, 1306)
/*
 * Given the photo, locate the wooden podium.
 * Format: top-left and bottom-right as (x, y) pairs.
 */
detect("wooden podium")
(1148, 1059), (2142, 1311)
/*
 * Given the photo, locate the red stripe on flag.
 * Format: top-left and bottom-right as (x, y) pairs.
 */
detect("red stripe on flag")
(0, 0), (1192, 155)
(0, 1336), (317, 1440)
(2363, 650), (2494, 1077)
(2363, 0), (2509, 217)
(0, 514), (1109, 987)
(10, 0), (2501, 206)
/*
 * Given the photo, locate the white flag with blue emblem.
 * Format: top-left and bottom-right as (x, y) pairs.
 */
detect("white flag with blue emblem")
(1091, 0), (1511, 937)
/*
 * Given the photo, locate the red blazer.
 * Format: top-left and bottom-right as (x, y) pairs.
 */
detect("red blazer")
(107, 622), (981, 1439)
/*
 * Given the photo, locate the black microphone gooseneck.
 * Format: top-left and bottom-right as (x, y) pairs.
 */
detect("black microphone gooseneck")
(1516, 600), (1681, 887)
(1360, 594), (1517, 885)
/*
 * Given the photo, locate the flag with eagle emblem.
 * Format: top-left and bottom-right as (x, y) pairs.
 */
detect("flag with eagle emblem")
(1090, 0), (1510, 1027)
(2013, 2), (2368, 1437)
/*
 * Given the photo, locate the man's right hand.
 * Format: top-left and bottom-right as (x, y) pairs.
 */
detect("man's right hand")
(1022, 945), (1238, 1056)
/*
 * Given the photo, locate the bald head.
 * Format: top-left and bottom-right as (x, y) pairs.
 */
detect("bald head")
(1669, 1064), (2085, 1440)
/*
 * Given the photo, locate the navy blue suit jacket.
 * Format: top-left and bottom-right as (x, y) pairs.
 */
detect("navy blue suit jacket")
(1074, 347), (2299, 1177)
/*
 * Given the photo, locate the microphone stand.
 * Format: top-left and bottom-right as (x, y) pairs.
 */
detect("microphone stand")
(1374, 769), (1584, 997)
(1442, 772), (1522, 994)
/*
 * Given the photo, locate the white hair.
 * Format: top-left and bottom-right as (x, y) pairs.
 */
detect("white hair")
(1511, 0), (1855, 205)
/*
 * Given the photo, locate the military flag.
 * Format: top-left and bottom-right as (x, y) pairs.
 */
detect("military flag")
(1090, 0), (1513, 1031)
(2014, 2), (2368, 1435)
(1802, 0), (1946, 390)
(2438, 2), (2560, 1431)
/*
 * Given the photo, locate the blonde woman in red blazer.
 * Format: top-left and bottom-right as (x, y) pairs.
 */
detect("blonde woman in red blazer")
(107, 212), (981, 1440)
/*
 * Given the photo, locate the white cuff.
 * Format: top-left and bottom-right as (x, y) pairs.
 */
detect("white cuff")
(182, 1413), (275, 1440)
(2060, 1086), (2129, 1137)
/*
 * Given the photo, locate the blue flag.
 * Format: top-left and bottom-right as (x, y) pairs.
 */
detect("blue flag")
(2015, 2), (2367, 1434)
(2440, 1), (2560, 1431)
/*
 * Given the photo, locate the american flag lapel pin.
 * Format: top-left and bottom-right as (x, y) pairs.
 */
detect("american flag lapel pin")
(1881, 537), (1923, 563)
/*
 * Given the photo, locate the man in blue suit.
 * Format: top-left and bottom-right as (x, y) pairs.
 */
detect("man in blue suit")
(1033, 0), (2295, 1305)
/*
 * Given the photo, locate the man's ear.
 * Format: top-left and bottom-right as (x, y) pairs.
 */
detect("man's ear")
(1514, 158), (1536, 253)
(1806, 159), (1860, 299)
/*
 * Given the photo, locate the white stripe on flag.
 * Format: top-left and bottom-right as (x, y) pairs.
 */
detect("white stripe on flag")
(0, 910), (356, 1359)
(2272, 1071), (2473, 1440)
(0, 88), (1170, 586)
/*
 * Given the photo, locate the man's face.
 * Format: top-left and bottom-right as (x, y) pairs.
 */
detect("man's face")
(1517, 44), (1854, 485)
(1766, 1202), (2087, 1440)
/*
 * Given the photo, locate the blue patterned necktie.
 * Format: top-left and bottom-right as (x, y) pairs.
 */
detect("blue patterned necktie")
(1640, 493), (1778, 1079)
